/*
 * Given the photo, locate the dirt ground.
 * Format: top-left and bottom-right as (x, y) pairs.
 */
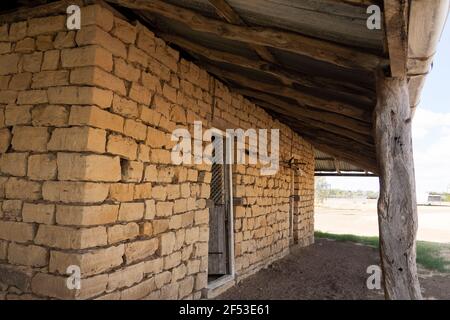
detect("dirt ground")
(315, 198), (450, 243)
(218, 239), (450, 300)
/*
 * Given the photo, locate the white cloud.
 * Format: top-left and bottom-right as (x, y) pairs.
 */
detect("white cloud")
(413, 108), (450, 197)
(412, 108), (450, 139)
(322, 108), (450, 196)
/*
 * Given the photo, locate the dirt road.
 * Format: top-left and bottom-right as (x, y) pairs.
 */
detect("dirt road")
(315, 198), (450, 243)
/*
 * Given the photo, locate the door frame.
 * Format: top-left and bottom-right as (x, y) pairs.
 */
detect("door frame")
(207, 130), (235, 289)
(289, 168), (295, 243)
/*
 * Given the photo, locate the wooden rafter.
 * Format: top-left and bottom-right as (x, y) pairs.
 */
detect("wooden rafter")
(237, 88), (372, 135)
(0, 0), (83, 23)
(106, 0), (385, 71)
(253, 99), (374, 147)
(207, 0), (276, 63)
(208, 0), (244, 24)
(333, 158), (341, 174)
(161, 33), (375, 100)
(331, 0), (380, 6)
(307, 136), (377, 173)
(407, 0), (449, 110)
(384, 0), (409, 77)
(202, 63), (372, 122)
(291, 128), (376, 165)
(292, 126), (378, 173)
(278, 114), (375, 154)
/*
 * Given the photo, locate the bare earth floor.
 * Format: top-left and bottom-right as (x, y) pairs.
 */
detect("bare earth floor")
(315, 198), (450, 243)
(217, 239), (450, 300)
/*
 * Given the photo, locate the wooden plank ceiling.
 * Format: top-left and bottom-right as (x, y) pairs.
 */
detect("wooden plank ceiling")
(105, 0), (389, 173)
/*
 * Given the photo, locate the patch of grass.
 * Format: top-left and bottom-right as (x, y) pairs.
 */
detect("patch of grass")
(315, 231), (450, 273)
(315, 231), (379, 247)
(415, 241), (449, 273)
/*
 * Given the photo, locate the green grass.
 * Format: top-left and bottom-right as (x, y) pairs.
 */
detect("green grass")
(315, 231), (450, 273)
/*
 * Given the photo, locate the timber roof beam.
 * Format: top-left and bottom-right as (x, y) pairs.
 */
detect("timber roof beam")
(207, 0), (277, 64)
(201, 63), (373, 123)
(161, 32), (375, 101)
(106, 0), (387, 71)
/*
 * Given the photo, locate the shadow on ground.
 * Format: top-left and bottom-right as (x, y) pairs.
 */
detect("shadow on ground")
(217, 238), (450, 300)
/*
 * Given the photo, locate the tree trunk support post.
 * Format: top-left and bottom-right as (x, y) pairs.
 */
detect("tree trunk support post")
(374, 70), (422, 299)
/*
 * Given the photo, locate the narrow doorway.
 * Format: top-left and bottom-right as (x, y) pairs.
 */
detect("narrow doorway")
(208, 133), (234, 285)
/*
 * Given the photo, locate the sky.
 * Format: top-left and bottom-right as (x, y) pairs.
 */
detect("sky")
(324, 19), (450, 200)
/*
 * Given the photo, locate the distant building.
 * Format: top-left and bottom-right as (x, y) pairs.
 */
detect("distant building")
(427, 194), (442, 204)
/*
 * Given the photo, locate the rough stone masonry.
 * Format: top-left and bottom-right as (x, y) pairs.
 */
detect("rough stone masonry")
(0, 3), (315, 300)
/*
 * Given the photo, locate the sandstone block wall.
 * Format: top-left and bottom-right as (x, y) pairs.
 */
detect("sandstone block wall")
(0, 3), (314, 300)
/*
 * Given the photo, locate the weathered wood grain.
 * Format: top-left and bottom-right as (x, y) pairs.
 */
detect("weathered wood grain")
(254, 99), (374, 146)
(0, 0), (83, 23)
(384, 0), (409, 77)
(374, 71), (422, 299)
(207, 0), (277, 63)
(106, 0), (385, 70)
(162, 32), (375, 100)
(300, 132), (378, 173)
(202, 63), (372, 122)
(237, 88), (372, 135)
